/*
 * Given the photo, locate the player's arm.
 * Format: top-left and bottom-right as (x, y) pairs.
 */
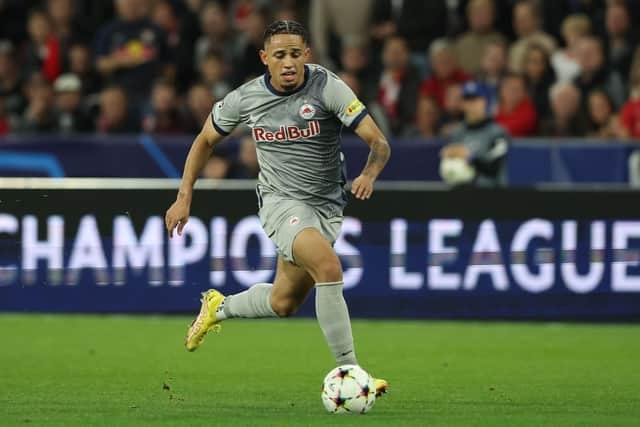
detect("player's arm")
(165, 118), (225, 237)
(352, 115), (391, 200)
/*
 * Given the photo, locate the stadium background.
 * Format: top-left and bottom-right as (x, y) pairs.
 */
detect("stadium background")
(1, 1), (639, 426)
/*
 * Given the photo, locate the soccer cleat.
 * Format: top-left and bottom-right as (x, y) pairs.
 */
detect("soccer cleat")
(374, 378), (389, 397)
(185, 289), (225, 352)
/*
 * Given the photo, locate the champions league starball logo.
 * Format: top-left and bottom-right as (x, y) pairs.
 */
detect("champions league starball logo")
(299, 103), (316, 120)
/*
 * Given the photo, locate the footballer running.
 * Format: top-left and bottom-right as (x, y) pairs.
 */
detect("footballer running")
(165, 20), (390, 396)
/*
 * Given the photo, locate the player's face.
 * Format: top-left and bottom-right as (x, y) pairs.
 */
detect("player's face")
(260, 34), (309, 92)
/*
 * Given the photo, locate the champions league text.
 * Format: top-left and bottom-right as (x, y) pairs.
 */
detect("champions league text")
(1, 214), (639, 293)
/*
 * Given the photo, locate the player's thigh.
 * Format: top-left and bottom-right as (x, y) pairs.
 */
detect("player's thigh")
(271, 255), (315, 304)
(292, 227), (343, 283)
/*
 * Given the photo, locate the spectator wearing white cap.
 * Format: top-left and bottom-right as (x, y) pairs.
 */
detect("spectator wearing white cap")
(53, 73), (93, 133)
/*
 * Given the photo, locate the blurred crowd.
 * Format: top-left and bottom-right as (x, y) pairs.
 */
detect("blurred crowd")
(2, 0), (640, 147)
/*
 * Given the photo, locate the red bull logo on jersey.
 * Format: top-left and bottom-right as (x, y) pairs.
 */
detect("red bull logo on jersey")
(252, 121), (320, 142)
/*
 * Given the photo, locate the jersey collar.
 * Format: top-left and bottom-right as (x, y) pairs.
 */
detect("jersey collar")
(264, 65), (310, 96)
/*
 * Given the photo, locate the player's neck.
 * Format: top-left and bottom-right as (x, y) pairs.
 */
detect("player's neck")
(264, 65), (309, 96)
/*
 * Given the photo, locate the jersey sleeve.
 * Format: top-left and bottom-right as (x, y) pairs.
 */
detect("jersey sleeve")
(322, 72), (368, 130)
(469, 126), (510, 173)
(211, 88), (242, 136)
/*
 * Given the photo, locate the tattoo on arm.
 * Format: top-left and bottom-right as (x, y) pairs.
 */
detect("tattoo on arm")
(362, 138), (391, 179)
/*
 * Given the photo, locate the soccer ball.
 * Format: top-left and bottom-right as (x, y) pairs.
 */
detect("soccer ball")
(439, 157), (476, 184)
(321, 365), (376, 414)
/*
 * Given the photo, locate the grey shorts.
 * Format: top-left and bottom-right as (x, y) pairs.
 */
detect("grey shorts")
(258, 193), (343, 264)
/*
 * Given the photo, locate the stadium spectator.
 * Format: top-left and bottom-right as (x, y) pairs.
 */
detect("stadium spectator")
(454, 0), (506, 76)
(371, 0), (448, 54)
(509, 0), (557, 73)
(199, 53), (232, 100)
(273, 5), (299, 22)
(476, 39), (508, 114)
(185, 82), (215, 134)
(420, 39), (470, 109)
(339, 42), (372, 86)
(151, 0), (179, 51)
(68, 43), (102, 97)
(619, 47), (640, 139)
(539, 82), (586, 137)
(440, 82), (465, 137)
(174, 0), (203, 92)
(371, 36), (420, 136)
(523, 43), (556, 120)
(495, 73), (538, 137)
(551, 14), (591, 83)
(53, 73), (93, 133)
(441, 80), (510, 187)
(541, 0), (606, 42)
(96, 85), (138, 134)
(47, 0), (91, 50)
(141, 79), (188, 134)
(403, 96), (441, 138)
(194, 2), (236, 74)
(586, 88), (621, 139)
(13, 74), (56, 134)
(574, 36), (626, 109)
(95, 0), (168, 103)
(24, 9), (62, 83)
(229, 0), (257, 31)
(603, 0), (637, 82)
(234, 8), (269, 84)
(309, 0), (372, 69)
(0, 40), (24, 115)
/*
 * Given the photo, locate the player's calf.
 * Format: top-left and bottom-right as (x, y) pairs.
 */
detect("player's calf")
(270, 296), (301, 318)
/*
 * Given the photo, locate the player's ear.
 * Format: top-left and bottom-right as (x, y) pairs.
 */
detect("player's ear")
(259, 49), (268, 66)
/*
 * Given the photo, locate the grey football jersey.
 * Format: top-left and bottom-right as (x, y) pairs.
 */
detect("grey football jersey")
(211, 64), (368, 216)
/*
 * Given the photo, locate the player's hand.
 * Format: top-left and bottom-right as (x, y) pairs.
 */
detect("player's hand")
(441, 144), (470, 159)
(165, 197), (190, 238)
(351, 174), (374, 200)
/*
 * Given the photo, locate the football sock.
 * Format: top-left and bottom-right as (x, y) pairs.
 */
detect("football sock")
(315, 281), (358, 366)
(218, 283), (278, 320)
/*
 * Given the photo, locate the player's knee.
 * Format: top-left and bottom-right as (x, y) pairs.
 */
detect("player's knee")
(314, 259), (343, 283)
(271, 298), (299, 318)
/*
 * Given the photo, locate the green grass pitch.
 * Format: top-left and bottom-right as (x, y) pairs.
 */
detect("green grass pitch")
(1, 315), (638, 426)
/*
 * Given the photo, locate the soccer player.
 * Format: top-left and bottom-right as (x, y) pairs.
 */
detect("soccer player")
(165, 21), (390, 395)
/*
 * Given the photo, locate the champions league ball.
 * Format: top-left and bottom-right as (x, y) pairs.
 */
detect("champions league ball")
(321, 365), (376, 414)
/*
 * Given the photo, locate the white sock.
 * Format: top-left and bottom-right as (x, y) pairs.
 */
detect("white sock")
(315, 281), (358, 366)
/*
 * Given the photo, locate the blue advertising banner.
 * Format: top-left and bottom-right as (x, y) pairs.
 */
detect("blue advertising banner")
(0, 135), (634, 184)
(1, 183), (639, 320)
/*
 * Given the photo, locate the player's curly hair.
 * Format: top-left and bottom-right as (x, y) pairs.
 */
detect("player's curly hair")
(263, 20), (309, 45)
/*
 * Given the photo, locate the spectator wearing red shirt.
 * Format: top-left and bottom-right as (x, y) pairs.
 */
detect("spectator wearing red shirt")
(619, 47), (640, 139)
(372, 36), (421, 135)
(420, 39), (470, 109)
(0, 96), (9, 135)
(495, 72), (538, 137)
(620, 98), (640, 138)
(24, 9), (62, 83)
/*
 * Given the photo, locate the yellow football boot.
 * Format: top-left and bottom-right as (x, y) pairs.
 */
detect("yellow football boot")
(185, 290), (224, 352)
(374, 378), (389, 397)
